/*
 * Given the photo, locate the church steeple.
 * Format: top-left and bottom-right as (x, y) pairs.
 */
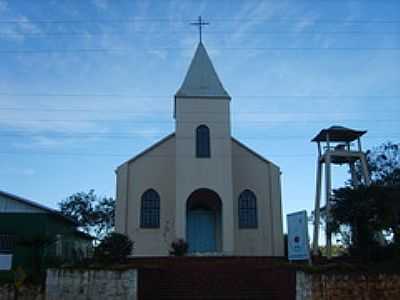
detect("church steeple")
(175, 42), (230, 99)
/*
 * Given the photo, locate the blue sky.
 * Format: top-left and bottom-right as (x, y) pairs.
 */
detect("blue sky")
(0, 0), (399, 234)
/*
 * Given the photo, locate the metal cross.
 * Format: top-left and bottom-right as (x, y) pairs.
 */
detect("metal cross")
(190, 16), (209, 43)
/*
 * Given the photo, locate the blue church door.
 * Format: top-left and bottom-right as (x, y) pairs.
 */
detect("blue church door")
(187, 209), (216, 253)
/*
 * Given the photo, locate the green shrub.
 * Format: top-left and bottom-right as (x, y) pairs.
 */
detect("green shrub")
(169, 239), (188, 256)
(94, 233), (133, 264)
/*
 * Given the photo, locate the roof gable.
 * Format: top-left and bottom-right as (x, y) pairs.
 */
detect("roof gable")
(175, 42), (230, 99)
(117, 133), (175, 168)
(232, 137), (280, 169)
(0, 190), (76, 224)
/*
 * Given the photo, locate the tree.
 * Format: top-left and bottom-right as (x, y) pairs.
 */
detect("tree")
(59, 190), (115, 239)
(330, 142), (400, 260)
(93, 196), (115, 238)
(331, 186), (382, 250)
(355, 142), (400, 186)
(330, 185), (400, 260)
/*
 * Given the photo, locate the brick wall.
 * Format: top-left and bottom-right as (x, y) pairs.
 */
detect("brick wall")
(138, 257), (296, 300)
(296, 272), (400, 300)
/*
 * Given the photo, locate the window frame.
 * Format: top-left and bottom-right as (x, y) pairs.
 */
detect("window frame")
(0, 234), (16, 254)
(196, 125), (211, 158)
(140, 189), (160, 229)
(238, 189), (258, 229)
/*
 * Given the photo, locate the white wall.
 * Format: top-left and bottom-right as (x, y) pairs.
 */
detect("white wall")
(46, 269), (137, 300)
(232, 140), (284, 256)
(115, 136), (176, 256)
(175, 97), (234, 253)
(115, 99), (284, 256)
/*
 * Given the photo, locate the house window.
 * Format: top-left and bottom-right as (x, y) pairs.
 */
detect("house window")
(140, 189), (160, 228)
(238, 190), (258, 229)
(196, 125), (210, 158)
(0, 234), (16, 254)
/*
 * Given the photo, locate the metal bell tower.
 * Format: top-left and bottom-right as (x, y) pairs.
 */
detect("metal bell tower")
(311, 126), (371, 258)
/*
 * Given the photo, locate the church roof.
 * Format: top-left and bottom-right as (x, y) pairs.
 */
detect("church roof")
(118, 134), (280, 170)
(175, 42), (230, 99)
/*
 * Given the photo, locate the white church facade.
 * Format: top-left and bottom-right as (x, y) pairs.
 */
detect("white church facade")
(115, 42), (284, 256)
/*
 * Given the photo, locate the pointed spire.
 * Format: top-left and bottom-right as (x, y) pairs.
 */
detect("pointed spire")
(175, 42), (230, 99)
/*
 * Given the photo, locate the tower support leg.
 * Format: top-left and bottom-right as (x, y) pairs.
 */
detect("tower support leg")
(349, 162), (359, 186)
(313, 160), (322, 255)
(325, 154), (332, 259)
(360, 155), (371, 185)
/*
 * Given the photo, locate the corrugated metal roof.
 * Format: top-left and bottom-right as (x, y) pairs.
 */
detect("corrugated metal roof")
(311, 125), (367, 142)
(175, 42), (230, 99)
(0, 190), (77, 224)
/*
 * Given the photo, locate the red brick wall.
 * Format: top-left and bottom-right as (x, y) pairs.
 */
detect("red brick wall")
(136, 256), (296, 300)
(297, 272), (400, 300)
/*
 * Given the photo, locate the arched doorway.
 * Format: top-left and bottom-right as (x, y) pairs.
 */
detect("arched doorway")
(186, 188), (222, 253)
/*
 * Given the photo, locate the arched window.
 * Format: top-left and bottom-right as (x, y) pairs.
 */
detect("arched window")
(140, 189), (160, 228)
(238, 190), (258, 228)
(196, 125), (210, 158)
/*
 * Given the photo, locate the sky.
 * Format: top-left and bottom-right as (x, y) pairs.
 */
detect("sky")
(0, 0), (399, 235)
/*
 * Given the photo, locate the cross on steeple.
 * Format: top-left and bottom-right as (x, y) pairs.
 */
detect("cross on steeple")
(190, 16), (209, 43)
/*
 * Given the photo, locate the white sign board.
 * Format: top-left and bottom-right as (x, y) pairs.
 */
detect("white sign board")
(0, 254), (12, 270)
(287, 210), (310, 261)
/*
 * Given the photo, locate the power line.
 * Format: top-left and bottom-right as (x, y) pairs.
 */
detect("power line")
(1, 31), (399, 37)
(1, 47), (399, 54)
(1, 18), (399, 24)
(0, 151), (316, 158)
(0, 18), (185, 24)
(0, 119), (398, 124)
(0, 143), (398, 159)
(210, 18), (400, 24)
(0, 107), (399, 114)
(0, 93), (399, 98)
(0, 133), (397, 141)
(0, 107), (400, 117)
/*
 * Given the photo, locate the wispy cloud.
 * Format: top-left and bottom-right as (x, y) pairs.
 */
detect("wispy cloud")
(0, 15), (43, 42)
(11, 135), (83, 150)
(0, 0), (8, 13)
(293, 14), (318, 33)
(227, 1), (281, 44)
(21, 168), (35, 176)
(92, 0), (108, 10)
(128, 127), (169, 140)
(0, 167), (36, 177)
(148, 49), (168, 60)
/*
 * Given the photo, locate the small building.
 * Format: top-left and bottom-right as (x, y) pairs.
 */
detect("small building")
(0, 190), (92, 280)
(115, 42), (284, 256)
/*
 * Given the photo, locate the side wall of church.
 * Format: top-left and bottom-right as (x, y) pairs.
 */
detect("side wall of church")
(115, 163), (128, 234)
(115, 136), (176, 256)
(231, 140), (285, 256)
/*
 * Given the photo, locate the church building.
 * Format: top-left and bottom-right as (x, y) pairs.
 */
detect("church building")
(115, 42), (284, 256)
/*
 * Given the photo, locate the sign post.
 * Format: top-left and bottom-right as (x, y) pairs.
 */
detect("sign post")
(287, 210), (311, 263)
